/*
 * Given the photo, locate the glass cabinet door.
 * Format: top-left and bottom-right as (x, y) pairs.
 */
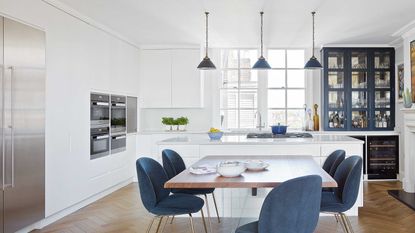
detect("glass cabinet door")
(350, 51), (369, 130)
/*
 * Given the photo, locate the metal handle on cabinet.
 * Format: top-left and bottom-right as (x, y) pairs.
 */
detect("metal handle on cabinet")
(9, 66), (15, 188)
(1, 65), (4, 190)
(95, 135), (109, 140)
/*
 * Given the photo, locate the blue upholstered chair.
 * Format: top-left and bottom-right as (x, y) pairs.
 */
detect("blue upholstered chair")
(320, 156), (362, 233)
(235, 175), (322, 233)
(323, 150), (346, 177)
(162, 149), (220, 226)
(136, 157), (208, 233)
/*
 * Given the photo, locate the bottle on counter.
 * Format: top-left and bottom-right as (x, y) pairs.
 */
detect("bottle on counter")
(313, 104), (320, 131)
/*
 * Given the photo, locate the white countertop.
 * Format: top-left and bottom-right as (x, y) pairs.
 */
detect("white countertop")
(139, 130), (400, 136)
(157, 134), (364, 145)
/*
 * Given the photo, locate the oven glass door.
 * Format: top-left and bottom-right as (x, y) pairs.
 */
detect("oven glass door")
(91, 105), (109, 122)
(90, 135), (110, 159)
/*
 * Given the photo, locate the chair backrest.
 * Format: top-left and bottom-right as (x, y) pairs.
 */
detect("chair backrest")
(136, 157), (170, 213)
(333, 156), (363, 210)
(162, 149), (186, 179)
(322, 150), (346, 177)
(258, 175), (322, 233)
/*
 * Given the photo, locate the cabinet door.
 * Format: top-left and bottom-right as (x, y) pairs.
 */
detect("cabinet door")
(140, 50), (172, 108)
(171, 49), (203, 108)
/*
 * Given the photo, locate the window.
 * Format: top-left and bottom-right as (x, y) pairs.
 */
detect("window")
(220, 49), (306, 130)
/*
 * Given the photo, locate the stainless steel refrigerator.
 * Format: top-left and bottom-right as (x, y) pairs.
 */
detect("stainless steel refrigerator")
(0, 16), (45, 233)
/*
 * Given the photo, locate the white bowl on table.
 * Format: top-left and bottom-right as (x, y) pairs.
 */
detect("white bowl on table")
(245, 160), (269, 171)
(217, 161), (246, 177)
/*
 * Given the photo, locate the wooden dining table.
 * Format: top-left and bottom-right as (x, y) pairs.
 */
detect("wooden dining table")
(164, 155), (338, 189)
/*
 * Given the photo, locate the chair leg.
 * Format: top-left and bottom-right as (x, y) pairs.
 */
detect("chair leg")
(201, 209), (208, 233)
(337, 213), (348, 233)
(211, 192), (221, 223)
(334, 213), (340, 222)
(170, 215), (175, 224)
(340, 213), (355, 233)
(146, 217), (156, 233)
(160, 216), (168, 233)
(189, 213), (196, 233)
(204, 194), (213, 232)
(155, 216), (164, 233)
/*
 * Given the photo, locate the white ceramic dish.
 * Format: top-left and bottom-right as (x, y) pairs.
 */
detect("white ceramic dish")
(217, 161), (246, 177)
(245, 160), (269, 171)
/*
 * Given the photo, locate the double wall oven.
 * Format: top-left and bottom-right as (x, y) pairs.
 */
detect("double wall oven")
(90, 93), (127, 159)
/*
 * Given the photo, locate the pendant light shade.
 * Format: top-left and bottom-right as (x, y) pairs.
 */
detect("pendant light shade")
(198, 12), (216, 70)
(252, 12), (271, 70)
(304, 11), (322, 69)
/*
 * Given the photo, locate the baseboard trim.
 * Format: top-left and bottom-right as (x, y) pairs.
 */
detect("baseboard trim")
(16, 177), (133, 233)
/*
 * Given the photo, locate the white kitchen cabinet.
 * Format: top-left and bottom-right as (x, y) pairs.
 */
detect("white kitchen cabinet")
(139, 49), (172, 108)
(139, 49), (203, 108)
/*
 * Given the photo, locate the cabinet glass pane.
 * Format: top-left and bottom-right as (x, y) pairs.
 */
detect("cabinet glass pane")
(328, 91), (344, 108)
(352, 91), (367, 108)
(351, 111), (368, 129)
(374, 51), (391, 69)
(351, 52), (367, 69)
(328, 72), (344, 89)
(268, 110), (286, 126)
(375, 91), (391, 108)
(328, 111), (345, 129)
(221, 70), (238, 88)
(240, 70), (258, 88)
(375, 71), (390, 88)
(220, 89), (238, 108)
(328, 51), (344, 69)
(287, 109), (303, 129)
(268, 70), (285, 88)
(375, 110), (391, 128)
(352, 72), (367, 88)
(268, 90), (285, 108)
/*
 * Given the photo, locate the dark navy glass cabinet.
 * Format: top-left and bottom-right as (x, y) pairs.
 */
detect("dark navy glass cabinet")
(322, 47), (395, 131)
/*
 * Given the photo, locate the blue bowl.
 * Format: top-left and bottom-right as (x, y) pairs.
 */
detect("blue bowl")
(271, 125), (287, 134)
(208, 132), (224, 140)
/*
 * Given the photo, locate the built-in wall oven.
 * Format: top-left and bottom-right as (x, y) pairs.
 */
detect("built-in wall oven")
(111, 95), (126, 134)
(90, 126), (110, 159)
(91, 93), (110, 126)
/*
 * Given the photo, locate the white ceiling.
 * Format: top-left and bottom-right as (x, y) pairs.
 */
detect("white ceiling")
(56, 0), (415, 48)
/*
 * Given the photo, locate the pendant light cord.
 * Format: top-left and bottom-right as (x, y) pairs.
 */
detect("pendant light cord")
(311, 11), (316, 57)
(205, 12), (209, 58)
(260, 11), (264, 57)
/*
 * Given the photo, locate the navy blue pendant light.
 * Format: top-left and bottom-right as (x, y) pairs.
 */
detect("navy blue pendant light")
(198, 12), (216, 70)
(252, 12), (271, 69)
(304, 11), (322, 69)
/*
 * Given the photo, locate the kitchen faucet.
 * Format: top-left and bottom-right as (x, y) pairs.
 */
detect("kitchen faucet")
(255, 111), (265, 131)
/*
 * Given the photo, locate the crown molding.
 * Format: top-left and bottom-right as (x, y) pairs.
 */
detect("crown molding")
(322, 43), (392, 48)
(389, 37), (403, 48)
(41, 0), (140, 49)
(392, 20), (415, 38)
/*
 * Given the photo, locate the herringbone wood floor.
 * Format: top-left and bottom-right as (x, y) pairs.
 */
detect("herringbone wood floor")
(33, 181), (415, 233)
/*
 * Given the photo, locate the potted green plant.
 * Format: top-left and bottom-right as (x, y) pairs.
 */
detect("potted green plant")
(161, 117), (174, 131)
(176, 117), (189, 131)
(404, 88), (413, 108)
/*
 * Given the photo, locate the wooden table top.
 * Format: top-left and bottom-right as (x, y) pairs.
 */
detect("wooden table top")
(164, 155), (337, 189)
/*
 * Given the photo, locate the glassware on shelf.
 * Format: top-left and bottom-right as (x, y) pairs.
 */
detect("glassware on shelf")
(374, 52), (391, 69)
(328, 91), (344, 108)
(328, 52), (344, 69)
(375, 110), (391, 128)
(375, 91), (391, 108)
(351, 72), (367, 89)
(351, 52), (367, 69)
(328, 72), (344, 89)
(328, 111), (345, 129)
(351, 91), (367, 108)
(351, 111), (368, 129)
(375, 71), (390, 88)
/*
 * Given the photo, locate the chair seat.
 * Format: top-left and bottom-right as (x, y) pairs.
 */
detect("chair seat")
(320, 191), (346, 212)
(235, 221), (258, 233)
(151, 193), (204, 216)
(172, 188), (215, 195)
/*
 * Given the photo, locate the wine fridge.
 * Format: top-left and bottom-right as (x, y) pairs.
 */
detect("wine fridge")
(367, 136), (399, 179)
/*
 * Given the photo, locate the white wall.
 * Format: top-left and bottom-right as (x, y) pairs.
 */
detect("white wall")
(0, 0), (140, 220)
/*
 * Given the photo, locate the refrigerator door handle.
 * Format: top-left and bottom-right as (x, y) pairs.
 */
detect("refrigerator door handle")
(1, 64), (4, 190)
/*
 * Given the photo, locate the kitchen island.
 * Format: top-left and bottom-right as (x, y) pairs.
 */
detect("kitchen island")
(157, 134), (364, 217)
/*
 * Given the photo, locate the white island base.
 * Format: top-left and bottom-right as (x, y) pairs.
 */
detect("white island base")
(157, 134), (364, 217)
